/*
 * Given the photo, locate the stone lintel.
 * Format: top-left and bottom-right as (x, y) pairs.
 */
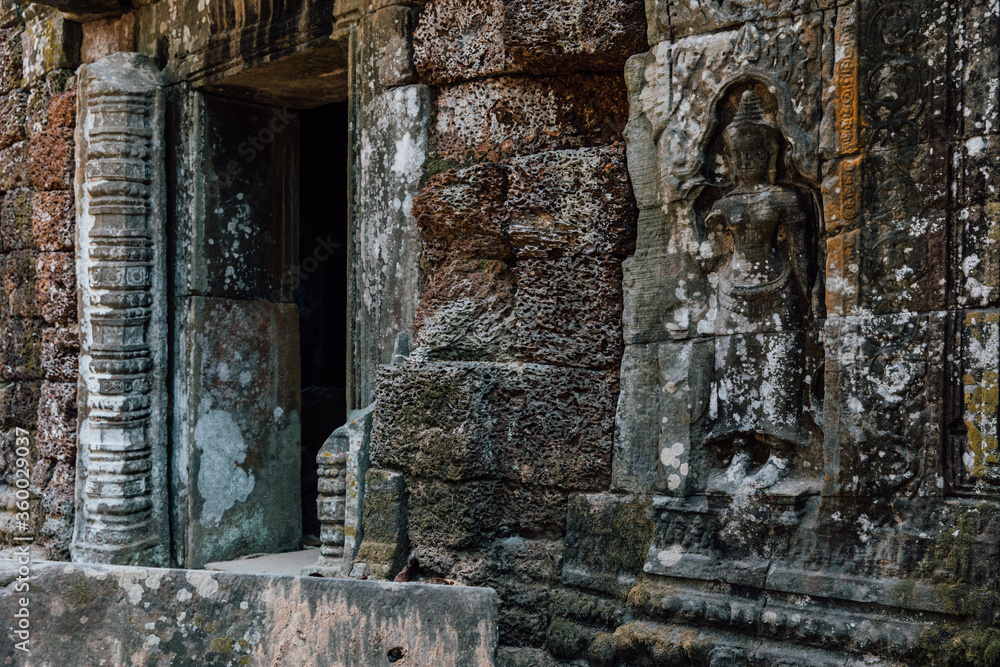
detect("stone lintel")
(26, 0), (133, 23)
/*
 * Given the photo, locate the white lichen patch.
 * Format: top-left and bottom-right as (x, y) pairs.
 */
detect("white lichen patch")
(656, 545), (684, 568)
(144, 571), (162, 590)
(195, 399), (256, 526)
(116, 570), (149, 606)
(185, 570), (220, 599)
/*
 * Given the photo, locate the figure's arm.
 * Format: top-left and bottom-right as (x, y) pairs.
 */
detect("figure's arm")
(699, 206), (729, 270)
(705, 207), (727, 235)
(780, 195), (813, 315)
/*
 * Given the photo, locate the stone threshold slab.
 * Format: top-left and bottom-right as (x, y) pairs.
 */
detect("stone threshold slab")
(205, 548), (323, 577)
(0, 561), (498, 666)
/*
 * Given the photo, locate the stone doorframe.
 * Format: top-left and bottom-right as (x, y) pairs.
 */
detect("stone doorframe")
(67, 0), (430, 567)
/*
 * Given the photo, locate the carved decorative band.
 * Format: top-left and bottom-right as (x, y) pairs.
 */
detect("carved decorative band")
(90, 243), (153, 262)
(89, 453), (152, 472)
(835, 50), (860, 156)
(86, 160), (151, 183)
(89, 264), (152, 290)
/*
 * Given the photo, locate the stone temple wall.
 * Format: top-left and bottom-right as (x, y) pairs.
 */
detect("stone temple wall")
(357, 1), (1000, 666)
(0, 0), (996, 664)
(358, 0), (652, 664)
(0, 4), (80, 561)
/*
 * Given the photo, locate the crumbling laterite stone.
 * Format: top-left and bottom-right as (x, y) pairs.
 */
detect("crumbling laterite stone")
(356, 468), (409, 580)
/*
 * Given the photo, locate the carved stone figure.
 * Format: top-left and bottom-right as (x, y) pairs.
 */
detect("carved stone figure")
(704, 90), (815, 490)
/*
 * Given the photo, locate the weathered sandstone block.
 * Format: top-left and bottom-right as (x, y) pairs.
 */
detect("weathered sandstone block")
(414, 163), (511, 264)
(40, 326), (78, 382)
(512, 256), (624, 370)
(414, 0), (646, 84)
(414, 259), (515, 363)
(35, 380), (76, 462)
(0, 187), (31, 251)
(0, 316), (41, 381)
(356, 468), (409, 580)
(506, 145), (636, 259)
(0, 89), (25, 149)
(35, 251), (75, 324)
(28, 126), (74, 190)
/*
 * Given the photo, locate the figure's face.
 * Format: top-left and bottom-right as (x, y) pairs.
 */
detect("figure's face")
(728, 140), (770, 186)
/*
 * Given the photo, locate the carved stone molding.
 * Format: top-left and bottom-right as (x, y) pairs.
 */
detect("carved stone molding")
(72, 53), (168, 566)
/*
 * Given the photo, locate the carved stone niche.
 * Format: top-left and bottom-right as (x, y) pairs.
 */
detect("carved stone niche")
(72, 53), (169, 566)
(614, 17), (829, 594)
(615, 18), (827, 500)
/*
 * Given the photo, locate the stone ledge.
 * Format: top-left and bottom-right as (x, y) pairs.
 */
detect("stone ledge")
(0, 560), (499, 666)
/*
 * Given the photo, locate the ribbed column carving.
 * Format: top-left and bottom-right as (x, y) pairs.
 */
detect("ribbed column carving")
(73, 54), (168, 566)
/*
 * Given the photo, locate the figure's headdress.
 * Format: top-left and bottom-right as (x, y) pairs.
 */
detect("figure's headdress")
(723, 90), (781, 148)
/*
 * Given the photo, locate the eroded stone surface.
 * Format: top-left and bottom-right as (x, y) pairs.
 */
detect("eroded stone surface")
(414, 0), (645, 84)
(413, 146), (636, 368)
(0, 561), (499, 666)
(174, 297), (302, 569)
(351, 84), (430, 408)
(355, 468), (408, 580)
(371, 362), (618, 491)
(433, 75), (628, 166)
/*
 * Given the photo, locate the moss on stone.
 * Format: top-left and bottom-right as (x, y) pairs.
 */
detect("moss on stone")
(548, 588), (626, 628)
(209, 636), (233, 653)
(356, 541), (398, 560)
(588, 631), (616, 667)
(913, 624), (1000, 667)
(398, 374), (464, 432)
(66, 578), (94, 605)
(611, 622), (715, 664)
(425, 154), (467, 178)
(569, 493), (654, 579)
(895, 502), (1000, 666)
(917, 503), (1000, 587)
(545, 616), (591, 659)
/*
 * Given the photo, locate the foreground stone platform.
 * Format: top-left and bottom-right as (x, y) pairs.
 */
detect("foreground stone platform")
(0, 561), (498, 666)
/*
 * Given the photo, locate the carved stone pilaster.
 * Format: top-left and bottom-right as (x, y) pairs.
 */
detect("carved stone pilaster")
(317, 432), (348, 565)
(308, 405), (373, 576)
(72, 53), (168, 566)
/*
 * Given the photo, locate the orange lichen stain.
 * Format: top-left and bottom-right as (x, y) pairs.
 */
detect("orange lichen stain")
(835, 49), (860, 156)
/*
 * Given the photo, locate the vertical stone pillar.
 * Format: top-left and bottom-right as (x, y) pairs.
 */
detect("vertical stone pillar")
(347, 5), (429, 410)
(72, 53), (168, 566)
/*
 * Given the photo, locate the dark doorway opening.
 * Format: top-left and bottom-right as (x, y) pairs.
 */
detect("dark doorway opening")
(298, 102), (350, 545)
